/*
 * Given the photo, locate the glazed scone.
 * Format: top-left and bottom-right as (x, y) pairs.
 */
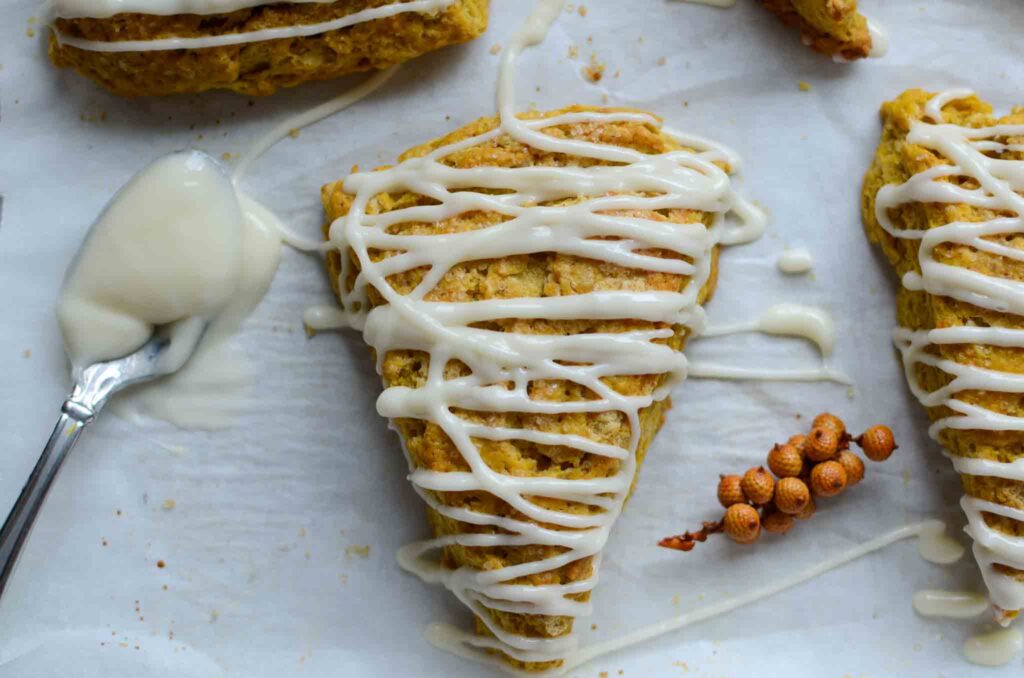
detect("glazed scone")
(48, 0), (488, 97)
(863, 89), (1024, 624)
(761, 0), (875, 60)
(320, 105), (760, 670)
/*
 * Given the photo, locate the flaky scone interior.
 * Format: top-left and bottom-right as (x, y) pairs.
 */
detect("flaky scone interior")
(761, 0), (872, 59)
(49, 0), (488, 97)
(321, 107), (725, 670)
(863, 88), (1024, 624)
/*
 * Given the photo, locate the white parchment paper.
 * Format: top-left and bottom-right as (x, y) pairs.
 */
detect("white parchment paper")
(2, 0), (1024, 675)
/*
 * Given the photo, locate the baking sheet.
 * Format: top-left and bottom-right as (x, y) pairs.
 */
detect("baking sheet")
(2, 0), (1024, 675)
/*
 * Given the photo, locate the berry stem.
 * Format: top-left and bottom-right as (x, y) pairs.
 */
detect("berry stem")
(657, 520), (724, 551)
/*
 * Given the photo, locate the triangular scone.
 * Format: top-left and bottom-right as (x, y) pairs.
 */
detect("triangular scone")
(321, 106), (755, 670)
(761, 0), (873, 59)
(863, 89), (1024, 624)
(48, 0), (488, 97)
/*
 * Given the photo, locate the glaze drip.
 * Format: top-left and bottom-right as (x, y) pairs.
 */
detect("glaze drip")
(328, 0), (765, 664)
(877, 89), (1024, 617)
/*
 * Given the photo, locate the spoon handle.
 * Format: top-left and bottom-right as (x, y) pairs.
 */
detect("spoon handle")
(0, 400), (95, 598)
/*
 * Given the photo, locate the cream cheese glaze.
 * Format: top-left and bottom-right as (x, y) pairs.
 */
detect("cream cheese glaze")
(47, 0), (457, 53)
(326, 0), (766, 665)
(57, 151), (243, 377)
(56, 149), (283, 429)
(876, 89), (1024, 620)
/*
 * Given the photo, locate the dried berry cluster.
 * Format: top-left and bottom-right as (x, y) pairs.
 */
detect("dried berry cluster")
(659, 413), (897, 551)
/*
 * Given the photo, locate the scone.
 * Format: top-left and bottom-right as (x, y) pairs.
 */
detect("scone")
(761, 0), (877, 60)
(320, 105), (762, 669)
(863, 88), (1024, 625)
(47, 0), (488, 97)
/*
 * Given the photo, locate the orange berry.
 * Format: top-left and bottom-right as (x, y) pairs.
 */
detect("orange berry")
(767, 443), (804, 478)
(837, 450), (866, 486)
(805, 427), (840, 462)
(723, 504), (761, 544)
(741, 466), (775, 505)
(812, 412), (846, 439)
(717, 475), (747, 508)
(761, 509), (794, 534)
(787, 434), (807, 450)
(810, 460), (848, 497)
(795, 495), (816, 520)
(857, 425), (897, 462)
(774, 477), (811, 515)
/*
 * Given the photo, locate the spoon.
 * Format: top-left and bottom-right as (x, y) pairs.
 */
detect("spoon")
(0, 319), (208, 599)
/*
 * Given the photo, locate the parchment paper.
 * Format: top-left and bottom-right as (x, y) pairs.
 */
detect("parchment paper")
(2, 1), (1024, 675)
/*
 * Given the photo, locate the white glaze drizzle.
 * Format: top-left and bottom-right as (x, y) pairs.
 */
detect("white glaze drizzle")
(675, 0), (736, 8)
(917, 522), (966, 565)
(51, 0), (336, 19)
(777, 246), (814, 274)
(48, 0), (456, 53)
(329, 0), (765, 664)
(423, 521), (949, 675)
(964, 627), (1023, 667)
(913, 590), (989, 619)
(692, 303), (849, 384)
(876, 89), (1024, 615)
(866, 18), (889, 59)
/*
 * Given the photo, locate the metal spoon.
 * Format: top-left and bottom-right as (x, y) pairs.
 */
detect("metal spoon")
(0, 320), (207, 599)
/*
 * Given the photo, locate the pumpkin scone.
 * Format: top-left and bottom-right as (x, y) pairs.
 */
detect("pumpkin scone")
(761, 0), (884, 60)
(47, 0), (488, 97)
(863, 88), (1024, 625)
(319, 102), (764, 670)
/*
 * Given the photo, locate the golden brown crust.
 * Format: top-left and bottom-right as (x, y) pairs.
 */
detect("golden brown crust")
(862, 89), (1024, 586)
(761, 0), (872, 59)
(48, 0), (488, 96)
(321, 106), (722, 670)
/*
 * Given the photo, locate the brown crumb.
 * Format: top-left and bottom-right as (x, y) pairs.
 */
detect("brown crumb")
(101, 538), (108, 547)
(591, 623), (598, 630)
(490, 43), (501, 55)
(657, 56), (667, 66)
(345, 544), (371, 559)
(568, 44), (579, 59)
(578, 4), (587, 16)
(288, 128), (300, 139)
(25, 28), (35, 38)
(156, 560), (166, 569)
(798, 81), (812, 92)
(22, 349), (31, 359)
(161, 499), (175, 511)
(583, 54), (605, 82)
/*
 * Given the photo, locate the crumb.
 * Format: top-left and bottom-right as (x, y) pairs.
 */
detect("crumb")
(798, 81), (812, 92)
(613, 69), (620, 79)
(672, 660), (689, 672)
(299, 527), (307, 537)
(161, 499), (175, 511)
(657, 56), (667, 66)
(345, 544), (371, 559)
(586, 36), (593, 45)
(568, 45), (579, 59)
(210, 610), (219, 623)
(221, 152), (234, 162)
(583, 54), (605, 83)
(683, 101), (689, 107)
(26, 28), (35, 38)
(288, 128), (300, 139)
(156, 560), (166, 569)
(578, 4), (587, 16)
(591, 623), (598, 630)
(22, 349), (30, 359)
(116, 510), (122, 517)
(490, 43), (501, 55)
(672, 594), (680, 606)
(162, 585), (168, 591)
(340, 574), (349, 584)
(101, 538), (108, 547)
(600, 673), (608, 678)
